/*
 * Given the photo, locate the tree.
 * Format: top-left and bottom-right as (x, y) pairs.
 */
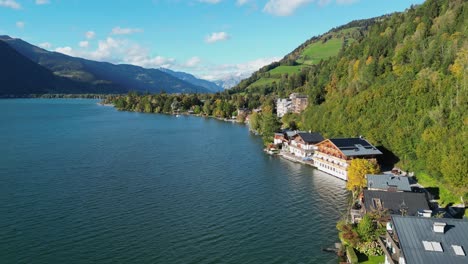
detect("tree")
(249, 112), (261, 132)
(346, 159), (380, 194)
(357, 214), (375, 242)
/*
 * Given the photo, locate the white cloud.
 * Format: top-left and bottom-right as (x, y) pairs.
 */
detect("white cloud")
(111, 26), (143, 35)
(199, 0), (221, 4)
(263, 0), (312, 16)
(184, 56), (201, 67)
(205, 32), (230, 43)
(55, 46), (73, 55)
(85, 31), (95, 39)
(0, 0), (21, 9)
(35, 0), (50, 5)
(236, 0), (249, 5)
(198, 56), (280, 81)
(16, 21), (25, 29)
(53, 37), (176, 69)
(79, 41), (89, 48)
(38, 42), (52, 49)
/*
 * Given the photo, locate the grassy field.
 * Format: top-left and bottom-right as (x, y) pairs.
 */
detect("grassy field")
(249, 77), (278, 88)
(269, 65), (307, 76)
(415, 172), (462, 206)
(359, 255), (385, 264)
(296, 38), (343, 65)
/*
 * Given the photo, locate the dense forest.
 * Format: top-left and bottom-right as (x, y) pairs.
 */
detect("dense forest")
(107, 0), (467, 203)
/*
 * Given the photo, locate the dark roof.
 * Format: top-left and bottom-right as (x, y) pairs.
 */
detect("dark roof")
(329, 138), (382, 156)
(363, 190), (429, 216)
(296, 132), (324, 144)
(392, 215), (468, 264)
(366, 174), (412, 192)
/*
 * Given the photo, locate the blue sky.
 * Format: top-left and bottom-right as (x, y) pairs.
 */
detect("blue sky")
(1, 0), (424, 80)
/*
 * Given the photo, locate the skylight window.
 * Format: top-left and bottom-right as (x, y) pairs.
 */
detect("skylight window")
(422, 241), (444, 252)
(452, 245), (465, 256)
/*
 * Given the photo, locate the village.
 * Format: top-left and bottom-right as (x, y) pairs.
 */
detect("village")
(163, 91), (466, 264)
(252, 93), (467, 264)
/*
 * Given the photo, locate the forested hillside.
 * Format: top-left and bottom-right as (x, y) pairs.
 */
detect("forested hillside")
(244, 0), (468, 200)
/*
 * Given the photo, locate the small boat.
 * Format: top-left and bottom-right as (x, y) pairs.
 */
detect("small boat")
(175, 114), (180, 117)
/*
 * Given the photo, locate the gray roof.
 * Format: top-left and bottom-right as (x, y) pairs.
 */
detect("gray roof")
(392, 215), (468, 264)
(296, 132), (324, 144)
(284, 130), (306, 139)
(366, 174), (412, 192)
(330, 138), (382, 157)
(363, 190), (429, 216)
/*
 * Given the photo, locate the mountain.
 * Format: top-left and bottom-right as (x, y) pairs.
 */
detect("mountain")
(214, 73), (249, 89)
(0, 36), (211, 95)
(0, 40), (126, 96)
(231, 17), (380, 94)
(159, 68), (223, 93)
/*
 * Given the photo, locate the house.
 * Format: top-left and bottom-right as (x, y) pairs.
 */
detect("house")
(276, 98), (292, 117)
(313, 137), (382, 180)
(287, 132), (324, 158)
(351, 190), (430, 223)
(237, 108), (250, 117)
(290, 93), (308, 113)
(367, 174), (412, 192)
(382, 215), (468, 264)
(274, 133), (286, 145)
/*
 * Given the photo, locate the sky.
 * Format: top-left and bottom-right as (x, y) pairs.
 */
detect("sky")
(0, 0), (425, 81)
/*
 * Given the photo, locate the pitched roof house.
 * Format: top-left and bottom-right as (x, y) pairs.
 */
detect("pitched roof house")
(313, 137), (382, 180)
(382, 215), (468, 264)
(366, 174), (412, 192)
(287, 132), (324, 158)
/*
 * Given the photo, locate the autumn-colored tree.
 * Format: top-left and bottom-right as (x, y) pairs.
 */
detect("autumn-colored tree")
(346, 159), (380, 194)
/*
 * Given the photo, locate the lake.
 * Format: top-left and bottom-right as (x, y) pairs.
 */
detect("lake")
(0, 99), (348, 263)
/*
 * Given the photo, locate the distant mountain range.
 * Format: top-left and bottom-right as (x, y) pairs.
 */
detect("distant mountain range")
(159, 68), (224, 93)
(0, 36), (228, 96)
(214, 73), (250, 89)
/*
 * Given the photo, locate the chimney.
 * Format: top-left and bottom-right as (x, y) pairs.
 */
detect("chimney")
(433, 222), (446, 233)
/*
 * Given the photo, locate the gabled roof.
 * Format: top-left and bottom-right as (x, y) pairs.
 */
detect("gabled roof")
(392, 215), (468, 264)
(363, 190), (429, 216)
(366, 174), (412, 192)
(329, 138), (382, 157)
(296, 132), (324, 144)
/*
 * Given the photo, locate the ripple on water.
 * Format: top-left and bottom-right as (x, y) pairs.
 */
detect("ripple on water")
(0, 99), (349, 264)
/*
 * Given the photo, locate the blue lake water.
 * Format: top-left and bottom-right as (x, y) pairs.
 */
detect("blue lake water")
(0, 99), (348, 263)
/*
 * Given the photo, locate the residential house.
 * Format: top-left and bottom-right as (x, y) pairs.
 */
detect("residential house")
(237, 108), (250, 117)
(351, 190), (430, 223)
(290, 93), (308, 113)
(274, 133), (286, 145)
(382, 215), (468, 264)
(287, 132), (324, 158)
(313, 137), (382, 180)
(367, 174), (412, 192)
(276, 98), (292, 117)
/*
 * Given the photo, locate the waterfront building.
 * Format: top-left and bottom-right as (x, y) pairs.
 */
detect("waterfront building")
(287, 132), (324, 158)
(313, 137), (382, 180)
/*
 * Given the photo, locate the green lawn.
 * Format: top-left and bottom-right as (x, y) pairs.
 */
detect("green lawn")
(415, 172), (462, 206)
(356, 252), (384, 264)
(359, 255), (385, 264)
(248, 77), (277, 88)
(296, 38), (343, 65)
(269, 65), (306, 76)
